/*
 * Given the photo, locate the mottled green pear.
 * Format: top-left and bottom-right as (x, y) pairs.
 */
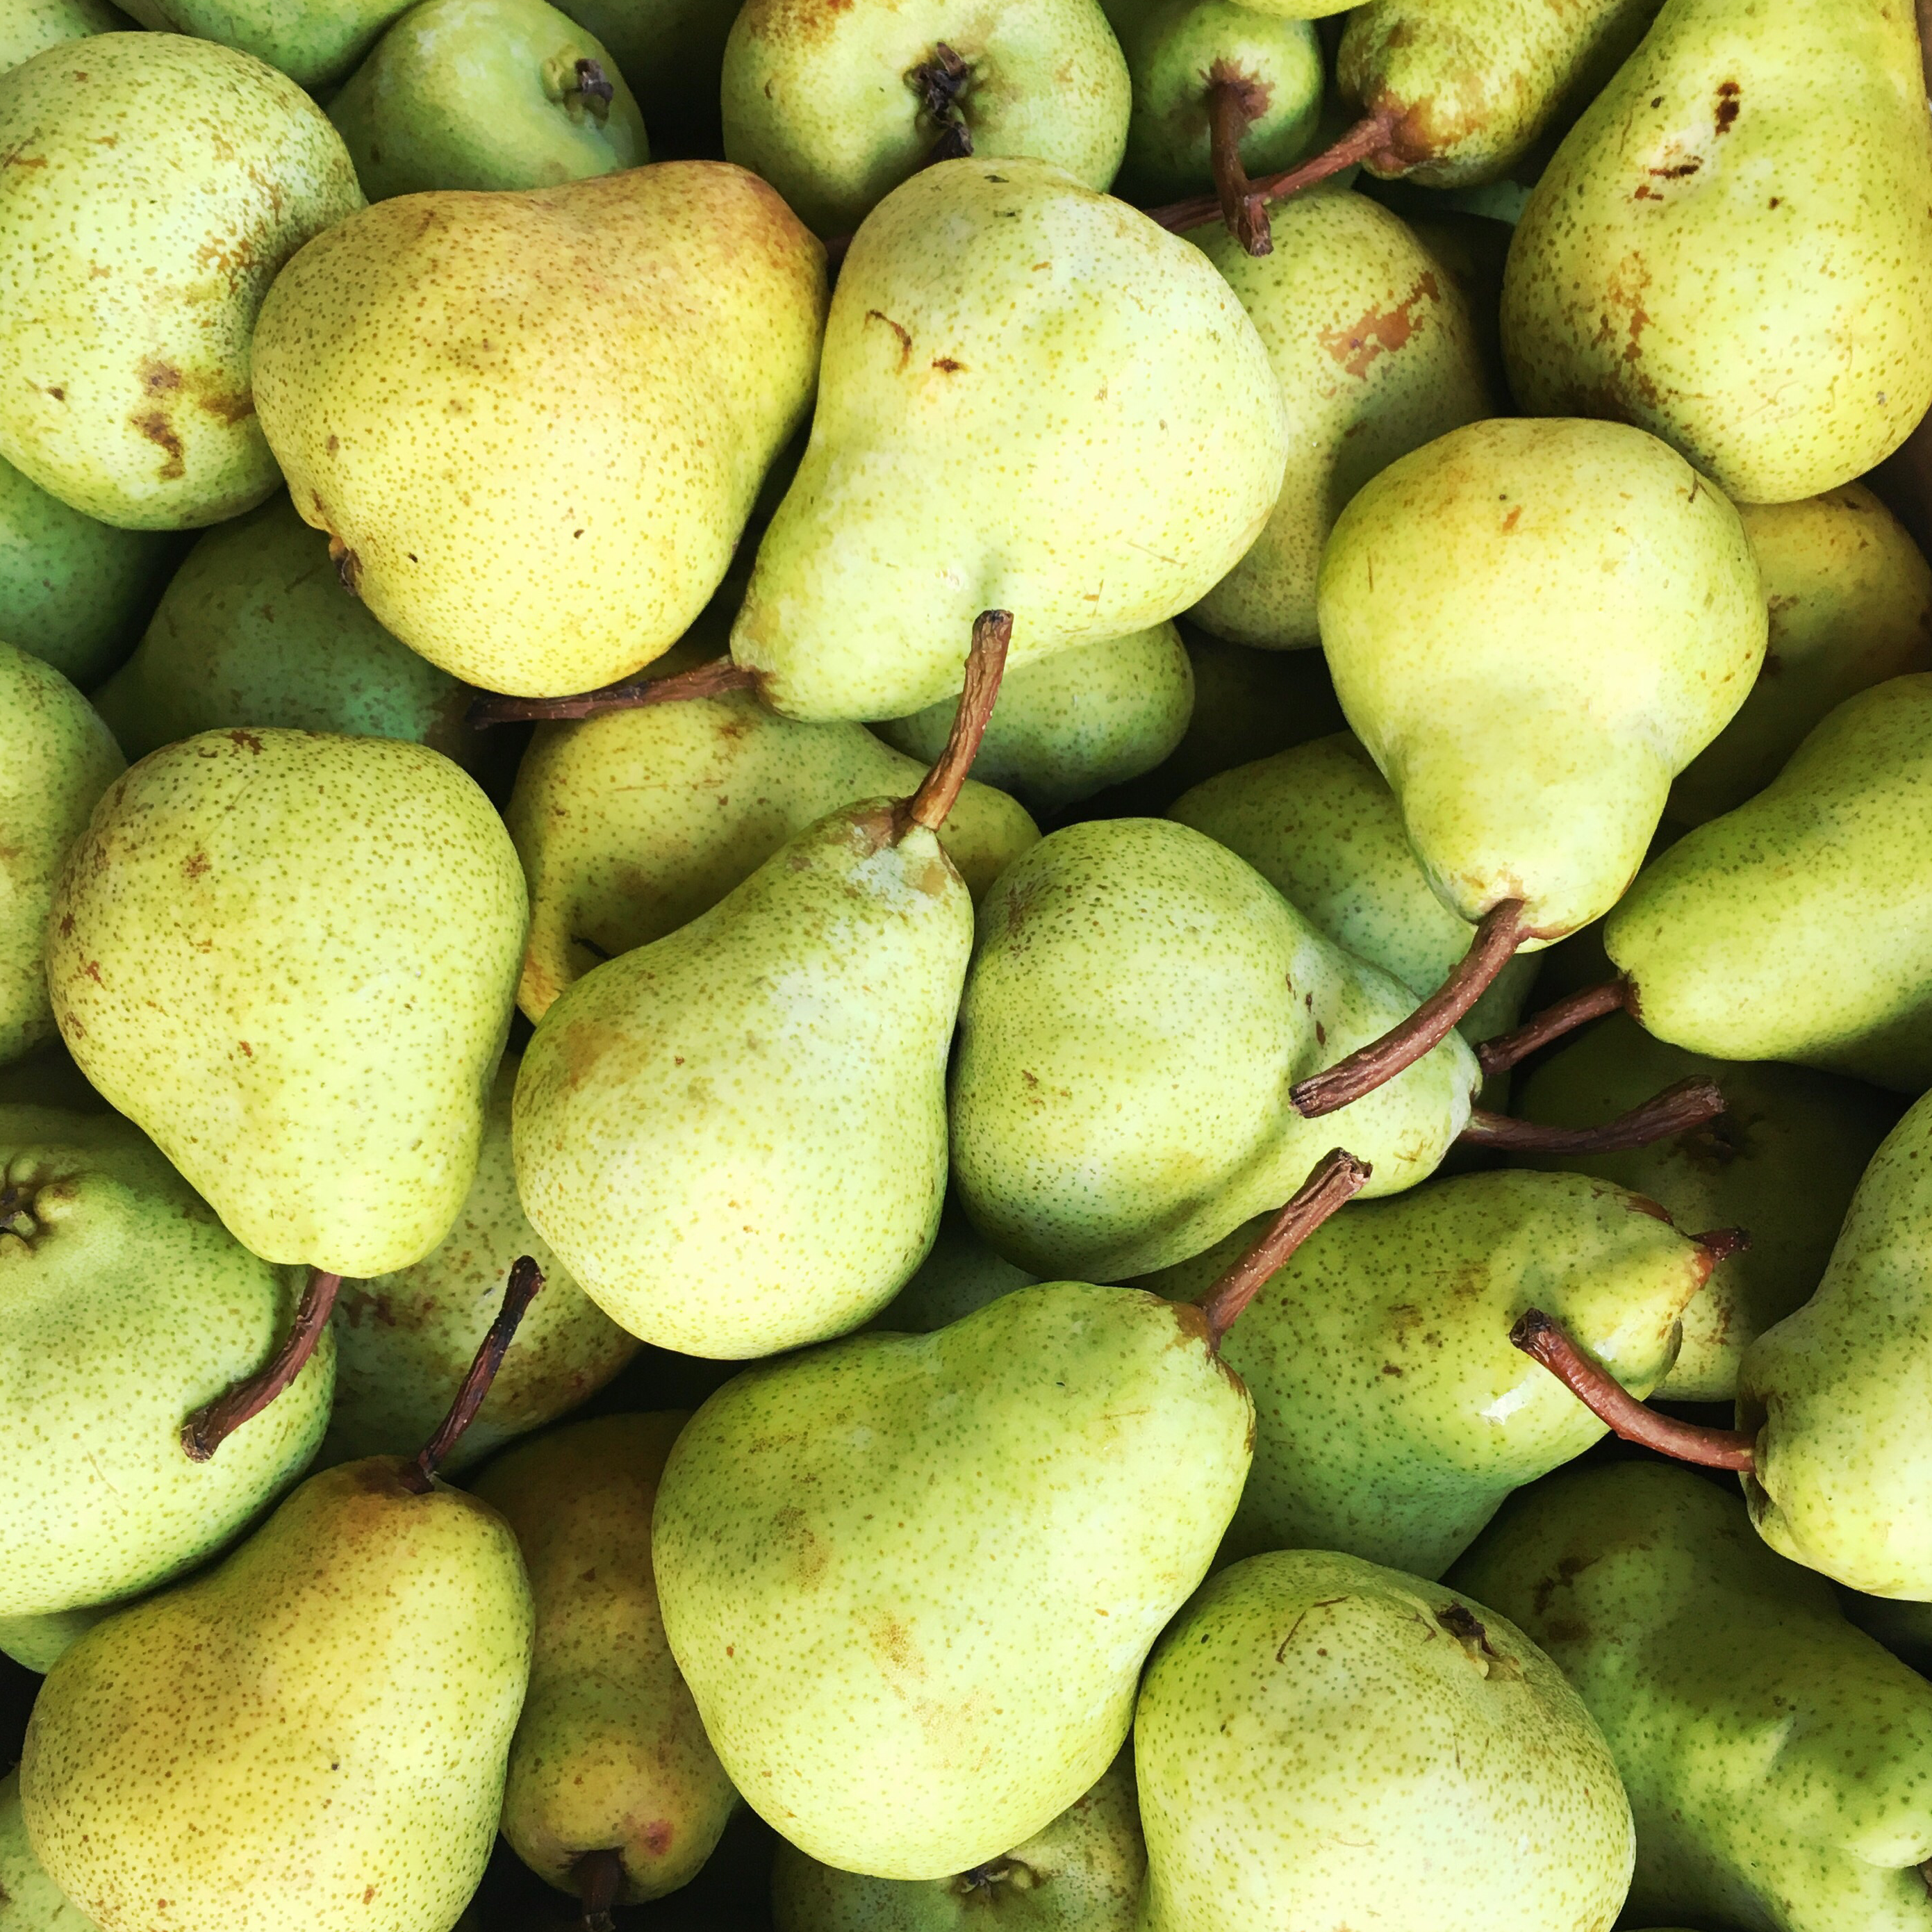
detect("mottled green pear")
(1135, 1549), (1633, 1932)
(0, 1604), (119, 1676)
(1, 1769), (97, 1931)
(868, 1198), (1038, 1333)
(1503, 0), (1932, 504)
(550, 0), (734, 156)
(1454, 1460), (1932, 1931)
(1, 0), (132, 72)
(113, 0), (410, 84)
(0, 35), (363, 530)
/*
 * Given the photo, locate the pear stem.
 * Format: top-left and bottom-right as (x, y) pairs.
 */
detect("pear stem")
(576, 1847), (625, 1931)
(466, 654), (759, 729)
(1206, 71), (1273, 258)
(1198, 1148), (1371, 1350)
(894, 609), (1013, 839)
(399, 1255), (545, 1493)
(1510, 1308), (1758, 1470)
(181, 1267), (342, 1463)
(1461, 1075), (1725, 1154)
(1476, 977), (1631, 1080)
(1144, 106), (1399, 239)
(1291, 900), (1526, 1119)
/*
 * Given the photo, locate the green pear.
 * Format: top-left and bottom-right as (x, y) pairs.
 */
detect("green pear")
(652, 1278), (1253, 1878)
(720, 0), (1129, 238)
(0, 1103), (332, 1619)
(47, 729), (527, 1278)
(1, 1769), (97, 1931)
(1510, 1013), (1899, 1401)
(472, 1414), (736, 1906)
(1, 0), (133, 72)
(950, 817), (1476, 1281)
(1, 646), (122, 1068)
(550, 0), (734, 156)
(0, 35), (363, 531)
(1134, 1549), (1633, 1932)
(1222, 0), (1348, 13)
(1169, 734), (1539, 1050)
(254, 164), (825, 699)
(868, 1198), (1039, 1333)
(1188, 191), (1494, 652)
(1503, 0), (1932, 505)
(1453, 1460), (1932, 1931)
(1604, 675), (1932, 1089)
(329, 0), (649, 201)
(1402, 210), (1512, 397)
(322, 1058), (636, 1474)
(875, 625), (1192, 814)
(91, 495), (480, 768)
(112, 0), (409, 85)
(1669, 483), (1932, 824)
(1318, 416), (1766, 941)
(0, 1604), (121, 1676)
(732, 160), (1289, 723)
(771, 1752), (1143, 1930)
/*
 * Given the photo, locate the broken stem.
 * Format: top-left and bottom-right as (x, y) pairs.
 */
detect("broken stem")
(1206, 72), (1272, 257)
(1476, 977), (1631, 1080)
(182, 1267), (342, 1462)
(1461, 1075), (1725, 1154)
(893, 609), (1012, 839)
(1511, 1308), (1758, 1470)
(1292, 900), (1526, 1119)
(468, 654), (758, 729)
(1198, 1148), (1371, 1350)
(577, 1847), (625, 1931)
(1692, 1225), (1752, 1266)
(1144, 106), (1399, 238)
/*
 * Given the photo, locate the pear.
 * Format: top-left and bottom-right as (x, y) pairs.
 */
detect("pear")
(1604, 674), (1932, 1089)
(1669, 483), (1932, 824)
(110, 0), (411, 86)
(0, 1104), (332, 1621)
(1403, 210), (1512, 397)
(2, 0), (133, 72)
(329, 0), (649, 201)
(1, 1769), (97, 1931)
(720, 0), (1130, 237)
(874, 625), (1192, 815)
(322, 1058), (636, 1474)
(1, 647), (123, 1068)
(732, 159), (1289, 723)
(1187, 191), (1494, 652)
(1510, 1013), (1899, 1401)
(868, 1198), (1039, 1334)
(254, 164), (825, 699)
(550, 0), (734, 157)
(771, 1752), (1143, 1930)
(1503, 0), (1932, 505)
(0, 1604), (120, 1676)
(472, 1413), (736, 1909)
(0, 35), (363, 531)
(1134, 1549), (1634, 1932)
(1453, 1460), (1932, 1931)
(92, 495), (479, 768)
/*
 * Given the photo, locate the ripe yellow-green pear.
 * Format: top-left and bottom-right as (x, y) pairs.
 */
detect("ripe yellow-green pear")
(254, 164), (826, 698)
(0, 1602), (122, 1676)
(0, 35), (363, 530)
(1, 1769), (98, 1931)
(1, 0), (132, 72)
(110, 0), (409, 86)
(1503, 0), (1932, 504)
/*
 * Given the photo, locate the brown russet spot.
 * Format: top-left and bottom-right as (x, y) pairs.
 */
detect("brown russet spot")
(329, 534), (363, 595)
(1714, 79), (1741, 134)
(1, 142), (47, 167)
(1501, 505), (1522, 533)
(228, 729), (265, 753)
(931, 356), (964, 373)
(866, 309), (914, 368)
(132, 410), (185, 480)
(84, 961), (103, 984)
(872, 1614), (925, 1675)
(1531, 1553), (1599, 1617)
(1319, 272), (1441, 379)
(642, 1821), (675, 1856)
(140, 361), (183, 395)
(183, 851), (210, 880)
(45, 386), (65, 402)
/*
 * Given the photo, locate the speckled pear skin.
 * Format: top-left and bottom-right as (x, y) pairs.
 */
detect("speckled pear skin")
(1503, 0), (1932, 506)
(653, 1282), (1252, 1880)
(21, 1458), (534, 1932)
(1137, 1169), (1708, 1576)
(113, 0), (410, 88)
(474, 1414), (736, 1905)
(1135, 1549), (1633, 1932)
(1318, 418), (1766, 937)
(771, 1753), (1143, 1931)
(875, 626), (1193, 814)
(1453, 1461), (1932, 1931)
(867, 1198), (1039, 1333)
(0, 1104), (331, 1618)
(1, 1769), (97, 1931)
(507, 691), (1036, 1022)
(254, 163), (826, 699)
(1606, 675), (1932, 1090)
(1188, 191), (1494, 652)
(47, 729), (528, 1276)
(1669, 484), (1932, 825)
(322, 1059), (636, 1474)
(1511, 1013), (1898, 1401)
(1, 0), (132, 74)
(0, 646), (122, 1066)
(1170, 733), (1537, 1048)
(0, 1603), (119, 1676)
(515, 802), (973, 1358)
(0, 36), (363, 532)
(949, 818), (1475, 1282)
(722, 0), (1128, 238)
(92, 494), (479, 768)
(732, 160), (1289, 723)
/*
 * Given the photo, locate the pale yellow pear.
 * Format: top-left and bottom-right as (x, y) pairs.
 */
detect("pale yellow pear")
(1, 1769), (98, 1931)
(1, 0), (132, 73)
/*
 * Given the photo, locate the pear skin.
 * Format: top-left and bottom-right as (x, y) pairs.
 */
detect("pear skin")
(112, 0), (411, 88)
(1, 0), (131, 72)
(867, 1198), (1039, 1334)
(0, 1604), (120, 1676)
(1, 1769), (97, 1930)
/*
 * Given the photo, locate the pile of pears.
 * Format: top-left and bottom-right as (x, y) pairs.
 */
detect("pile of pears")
(5, 0), (1932, 1926)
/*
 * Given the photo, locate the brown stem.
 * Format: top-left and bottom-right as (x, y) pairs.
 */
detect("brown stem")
(467, 654), (757, 729)
(577, 1847), (625, 1931)
(1291, 901), (1526, 1119)
(1476, 977), (1630, 1080)
(572, 57), (614, 115)
(893, 610), (1012, 840)
(1692, 1225), (1752, 1264)
(181, 1267), (342, 1463)
(1198, 1148), (1371, 1349)
(1145, 107), (1399, 238)
(1462, 1075), (1724, 1154)
(1206, 72), (1271, 258)
(1511, 1308), (1758, 1469)
(399, 1255), (545, 1493)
